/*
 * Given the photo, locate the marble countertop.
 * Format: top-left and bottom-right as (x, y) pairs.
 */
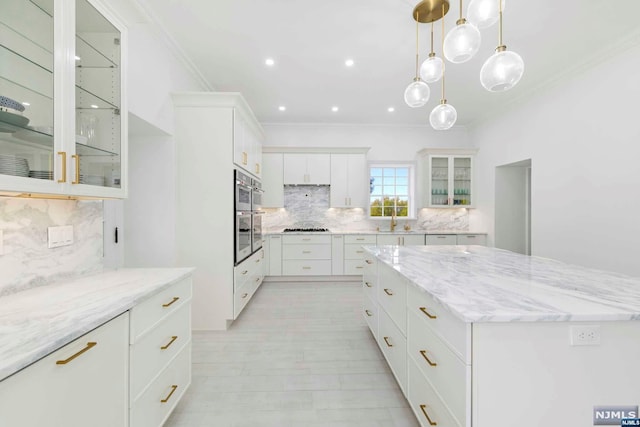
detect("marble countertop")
(0, 267), (193, 382)
(365, 245), (640, 323)
(267, 230), (487, 235)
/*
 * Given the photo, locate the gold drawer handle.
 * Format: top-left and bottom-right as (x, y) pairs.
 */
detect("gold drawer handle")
(419, 306), (437, 319)
(356, 250), (364, 253)
(255, 277), (260, 283)
(365, 309), (373, 317)
(71, 154), (80, 184)
(242, 293), (248, 298)
(383, 336), (393, 347)
(242, 152), (248, 165)
(241, 270), (248, 275)
(419, 404), (437, 426)
(256, 258), (261, 263)
(365, 282), (373, 288)
(160, 385), (178, 403)
(420, 350), (437, 367)
(57, 151), (67, 183)
(56, 342), (96, 365)
(356, 238), (365, 241)
(160, 336), (178, 350)
(365, 260), (373, 265)
(302, 266), (311, 270)
(356, 266), (364, 269)
(302, 238), (311, 241)
(302, 250), (311, 254)
(162, 296), (180, 308)
(383, 288), (393, 296)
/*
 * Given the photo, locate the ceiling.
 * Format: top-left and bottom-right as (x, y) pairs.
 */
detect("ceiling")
(139, 0), (640, 126)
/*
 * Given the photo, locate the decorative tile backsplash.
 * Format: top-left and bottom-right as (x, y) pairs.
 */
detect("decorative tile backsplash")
(0, 198), (103, 296)
(263, 186), (469, 232)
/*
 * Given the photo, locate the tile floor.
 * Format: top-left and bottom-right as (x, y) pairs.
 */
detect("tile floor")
(165, 281), (420, 427)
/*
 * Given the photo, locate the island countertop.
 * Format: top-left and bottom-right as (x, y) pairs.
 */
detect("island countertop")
(0, 268), (193, 382)
(364, 245), (640, 323)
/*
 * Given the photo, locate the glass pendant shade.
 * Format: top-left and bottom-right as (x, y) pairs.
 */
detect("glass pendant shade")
(420, 56), (444, 83)
(430, 103), (457, 130)
(404, 79), (430, 108)
(467, 0), (505, 29)
(480, 49), (524, 91)
(443, 22), (481, 63)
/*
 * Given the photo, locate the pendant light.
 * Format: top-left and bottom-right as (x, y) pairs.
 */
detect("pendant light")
(479, 0), (523, 91)
(443, 0), (481, 63)
(430, 3), (457, 130)
(404, 11), (430, 108)
(420, 22), (444, 83)
(467, 0), (504, 29)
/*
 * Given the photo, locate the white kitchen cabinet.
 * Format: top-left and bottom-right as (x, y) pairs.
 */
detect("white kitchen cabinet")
(282, 234), (332, 275)
(283, 153), (330, 185)
(268, 235), (282, 275)
(233, 249), (264, 318)
(330, 153), (367, 208)
(331, 234), (344, 275)
(418, 149), (477, 209)
(233, 110), (263, 179)
(0, 312), (129, 427)
(344, 234), (377, 274)
(262, 152), (284, 207)
(425, 234), (457, 245)
(456, 234), (487, 246)
(377, 234), (425, 246)
(0, 0), (128, 199)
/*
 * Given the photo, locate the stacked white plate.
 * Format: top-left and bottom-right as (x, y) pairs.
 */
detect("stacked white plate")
(0, 154), (29, 177)
(79, 174), (104, 186)
(29, 170), (54, 180)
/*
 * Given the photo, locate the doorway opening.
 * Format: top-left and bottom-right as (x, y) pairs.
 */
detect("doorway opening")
(495, 159), (531, 255)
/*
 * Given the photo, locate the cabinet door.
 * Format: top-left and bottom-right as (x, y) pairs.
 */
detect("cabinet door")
(306, 153), (330, 185)
(347, 153), (367, 208)
(330, 154), (349, 207)
(402, 234), (425, 245)
(268, 235), (282, 275)
(283, 153), (308, 184)
(452, 156), (472, 207)
(429, 155), (450, 207)
(251, 129), (262, 179)
(331, 234), (344, 275)
(262, 153), (283, 207)
(233, 111), (246, 169)
(0, 313), (129, 427)
(377, 235), (402, 245)
(425, 234), (457, 245)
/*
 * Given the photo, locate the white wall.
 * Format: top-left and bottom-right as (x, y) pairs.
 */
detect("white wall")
(263, 123), (472, 161)
(470, 44), (640, 276)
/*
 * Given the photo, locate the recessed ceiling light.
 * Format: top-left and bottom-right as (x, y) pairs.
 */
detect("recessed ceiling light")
(331, 106), (339, 112)
(278, 106), (286, 111)
(345, 59), (355, 67)
(387, 107), (395, 112)
(265, 58), (275, 66)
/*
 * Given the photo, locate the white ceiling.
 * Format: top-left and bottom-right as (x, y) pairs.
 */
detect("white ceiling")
(140, 0), (640, 126)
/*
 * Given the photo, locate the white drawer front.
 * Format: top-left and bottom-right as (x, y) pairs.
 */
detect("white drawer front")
(131, 344), (191, 427)
(363, 293), (378, 338)
(376, 234), (403, 246)
(233, 262), (252, 292)
(363, 272), (376, 300)
(408, 358), (461, 427)
(407, 285), (469, 363)
(131, 303), (191, 401)
(425, 235), (457, 245)
(456, 234), (487, 246)
(345, 259), (366, 275)
(408, 310), (468, 426)
(234, 279), (254, 319)
(282, 260), (332, 276)
(282, 244), (332, 260)
(344, 244), (368, 260)
(378, 309), (407, 394)
(363, 255), (377, 278)
(378, 266), (407, 335)
(130, 278), (192, 343)
(344, 234), (377, 245)
(282, 234), (331, 245)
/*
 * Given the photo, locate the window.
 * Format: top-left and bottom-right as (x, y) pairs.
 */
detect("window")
(369, 164), (414, 218)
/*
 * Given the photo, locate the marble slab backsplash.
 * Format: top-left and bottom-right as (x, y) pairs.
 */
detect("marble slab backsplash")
(263, 186), (469, 232)
(0, 198), (103, 296)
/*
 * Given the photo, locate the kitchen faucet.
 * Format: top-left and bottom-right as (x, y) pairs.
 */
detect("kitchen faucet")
(390, 209), (397, 232)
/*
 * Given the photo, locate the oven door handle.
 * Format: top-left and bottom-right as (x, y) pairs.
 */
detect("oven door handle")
(237, 211), (250, 216)
(252, 211), (265, 215)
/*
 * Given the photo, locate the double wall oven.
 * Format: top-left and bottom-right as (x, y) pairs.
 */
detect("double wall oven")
(234, 169), (264, 265)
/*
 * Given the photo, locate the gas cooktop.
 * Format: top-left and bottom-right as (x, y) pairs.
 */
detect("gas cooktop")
(283, 228), (330, 232)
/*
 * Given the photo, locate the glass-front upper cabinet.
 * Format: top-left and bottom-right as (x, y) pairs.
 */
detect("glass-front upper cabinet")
(0, 0), (126, 198)
(419, 149), (477, 208)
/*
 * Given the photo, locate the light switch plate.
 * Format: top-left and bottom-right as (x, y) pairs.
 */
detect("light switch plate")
(48, 225), (74, 249)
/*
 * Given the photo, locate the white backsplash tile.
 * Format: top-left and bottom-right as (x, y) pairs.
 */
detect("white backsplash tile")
(0, 198), (103, 296)
(263, 186), (469, 232)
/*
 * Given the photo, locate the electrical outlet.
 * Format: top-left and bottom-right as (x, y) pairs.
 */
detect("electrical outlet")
(570, 325), (601, 346)
(48, 225), (74, 249)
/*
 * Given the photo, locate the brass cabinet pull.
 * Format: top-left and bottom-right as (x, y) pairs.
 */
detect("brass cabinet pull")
(71, 154), (80, 184)
(56, 342), (96, 365)
(437, 236), (447, 239)
(383, 336), (393, 347)
(356, 266), (363, 269)
(255, 258), (261, 263)
(255, 277), (260, 283)
(302, 250), (311, 254)
(162, 296), (180, 308)
(356, 250), (364, 254)
(302, 266), (311, 270)
(365, 309), (373, 317)
(365, 282), (373, 288)
(241, 270), (248, 275)
(365, 260), (373, 265)
(419, 307), (437, 319)
(242, 293), (248, 298)
(57, 152), (67, 183)
(356, 238), (365, 241)
(419, 404), (437, 426)
(160, 385), (178, 403)
(302, 238), (311, 241)
(420, 350), (437, 366)
(160, 336), (178, 350)
(383, 288), (393, 296)
(242, 152), (248, 165)
(255, 163), (260, 174)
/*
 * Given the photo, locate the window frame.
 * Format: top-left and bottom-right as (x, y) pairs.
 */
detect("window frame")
(368, 162), (416, 220)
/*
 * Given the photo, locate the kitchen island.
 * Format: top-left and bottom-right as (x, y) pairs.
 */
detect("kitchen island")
(363, 245), (640, 427)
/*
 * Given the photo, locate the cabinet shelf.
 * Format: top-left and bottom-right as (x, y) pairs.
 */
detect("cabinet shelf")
(76, 84), (119, 111)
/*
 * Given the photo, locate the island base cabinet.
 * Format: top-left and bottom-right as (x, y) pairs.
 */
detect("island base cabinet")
(131, 344), (191, 427)
(378, 309), (407, 394)
(471, 321), (640, 427)
(0, 312), (129, 427)
(408, 358), (461, 427)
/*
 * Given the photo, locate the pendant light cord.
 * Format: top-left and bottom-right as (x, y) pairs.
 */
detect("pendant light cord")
(498, 0), (503, 47)
(459, 0), (463, 21)
(441, 3), (446, 101)
(430, 22), (434, 55)
(415, 12), (420, 78)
